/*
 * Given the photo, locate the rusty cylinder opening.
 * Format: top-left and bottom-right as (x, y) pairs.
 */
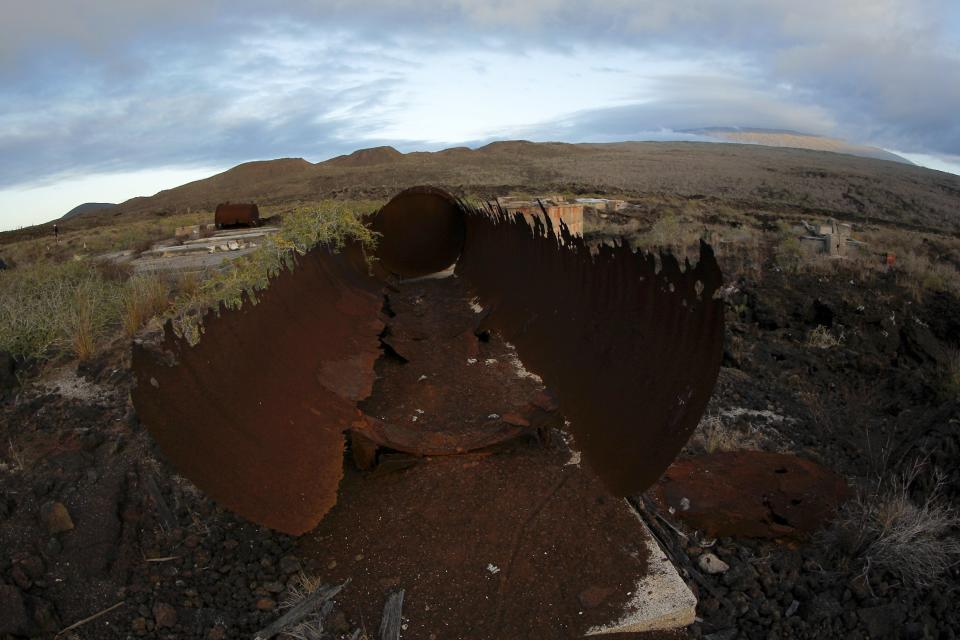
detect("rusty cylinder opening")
(370, 186), (466, 278)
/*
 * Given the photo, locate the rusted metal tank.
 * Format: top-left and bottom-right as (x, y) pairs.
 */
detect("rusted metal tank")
(214, 203), (260, 228)
(132, 186), (724, 535)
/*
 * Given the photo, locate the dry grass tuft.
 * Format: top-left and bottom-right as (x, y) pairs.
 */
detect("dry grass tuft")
(687, 410), (773, 454)
(821, 464), (960, 589)
(800, 381), (893, 477)
(0, 260), (124, 362)
(121, 276), (171, 338)
(168, 202), (377, 344)
(65, 275), (121, 360)
(1, 438), (27, 474)
(806, 325), (841, 349)
(279, 572), (327, 640)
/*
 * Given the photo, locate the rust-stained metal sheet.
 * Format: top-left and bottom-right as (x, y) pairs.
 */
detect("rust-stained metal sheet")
(455, 210), (724, 496)
(131, 243), (383, 535)
(131, 185), (723, 535)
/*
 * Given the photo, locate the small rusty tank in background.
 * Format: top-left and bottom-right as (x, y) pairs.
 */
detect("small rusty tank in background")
(214, 203), (260, 228)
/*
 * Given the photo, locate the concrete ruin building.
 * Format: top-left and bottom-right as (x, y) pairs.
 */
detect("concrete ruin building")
(800, 218), (864, 257)
(573, 197), (629, 213)
(493, 197), (585, 237)
(492, 196), (627, 237)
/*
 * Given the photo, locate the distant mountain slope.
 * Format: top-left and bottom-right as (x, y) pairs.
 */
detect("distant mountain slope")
(688, 128), (912, 165)
(61, 202), (116, 220)
(325, 146), (403, 167)
(117, 158), (313, 214)
(105, 142), (960, 234)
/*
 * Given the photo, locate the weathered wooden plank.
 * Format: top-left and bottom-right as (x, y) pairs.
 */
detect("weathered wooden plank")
(144, 473), (177, 531)
(253, 579), (349, 640)
(378, 589), (405, 640)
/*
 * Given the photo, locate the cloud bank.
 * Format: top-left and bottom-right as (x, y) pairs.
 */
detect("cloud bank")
(1, 1), (958, 217)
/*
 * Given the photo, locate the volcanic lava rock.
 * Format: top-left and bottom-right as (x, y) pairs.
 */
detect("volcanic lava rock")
(0, 585), (31, 636)
(857, 604), (905, 639)
(39, 501), (74, 534)
(0, 351), (15, 390)
(153, 601), (178, 628)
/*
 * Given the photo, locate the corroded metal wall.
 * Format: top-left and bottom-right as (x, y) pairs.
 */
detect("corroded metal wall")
(456, 211), (724, 495)
(132, 186), (724, 535)
(131, 244), (383, 535)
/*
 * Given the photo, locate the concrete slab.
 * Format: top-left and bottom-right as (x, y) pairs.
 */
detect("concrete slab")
(139, 244), (210, 257)
(586, 501), (697, 635)
(180, 227), (278, 245)
(130, 247), (257, 274)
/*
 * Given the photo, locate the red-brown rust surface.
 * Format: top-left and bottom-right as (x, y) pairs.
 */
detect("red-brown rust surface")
(302, 274), (650, 637)
(214, 202), (260, 226)
(455, 209), (724, 498)
(353, 275), (552, 459)
(653, 451), (851, 539)
(131, 242), (383, 535)
(299, 446), (650, 640)
(370, 185), (465, 277)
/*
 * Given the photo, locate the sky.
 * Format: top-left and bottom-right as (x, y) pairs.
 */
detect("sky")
(2, 1), (960, 231)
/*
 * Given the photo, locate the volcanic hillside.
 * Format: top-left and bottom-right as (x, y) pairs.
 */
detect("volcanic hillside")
(688, 128), (913, 165)
(94, 141), (960, 235)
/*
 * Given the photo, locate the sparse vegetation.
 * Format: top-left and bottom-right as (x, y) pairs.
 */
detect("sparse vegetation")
(821, 465), (960, 589)
(167, 201), (379, 344)
(806, 324), (841, 349)
(689, 414), (756, 453)
(0, 261), (121, 361)
(121, 276), (171, 338)
(1, 437), (26, 474)
(65, 277), (113, 360)
(0, 210), (210, 269)
(0, 201), (380, 365)
(279, 572), (326, 640)
(687, 408), (781, 454)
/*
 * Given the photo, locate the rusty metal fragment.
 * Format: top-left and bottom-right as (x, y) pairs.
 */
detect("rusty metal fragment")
(454, 208), (724, 496)
(131, 185), (723, 535)
(653, 451), (851, 538)
(131, 243), (383, 535)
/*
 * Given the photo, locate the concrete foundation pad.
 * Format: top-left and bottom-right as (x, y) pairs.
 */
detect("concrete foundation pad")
(130, 248), (257, 274)
(181, 227), (279, 245)
(586, 501), (697, 635)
